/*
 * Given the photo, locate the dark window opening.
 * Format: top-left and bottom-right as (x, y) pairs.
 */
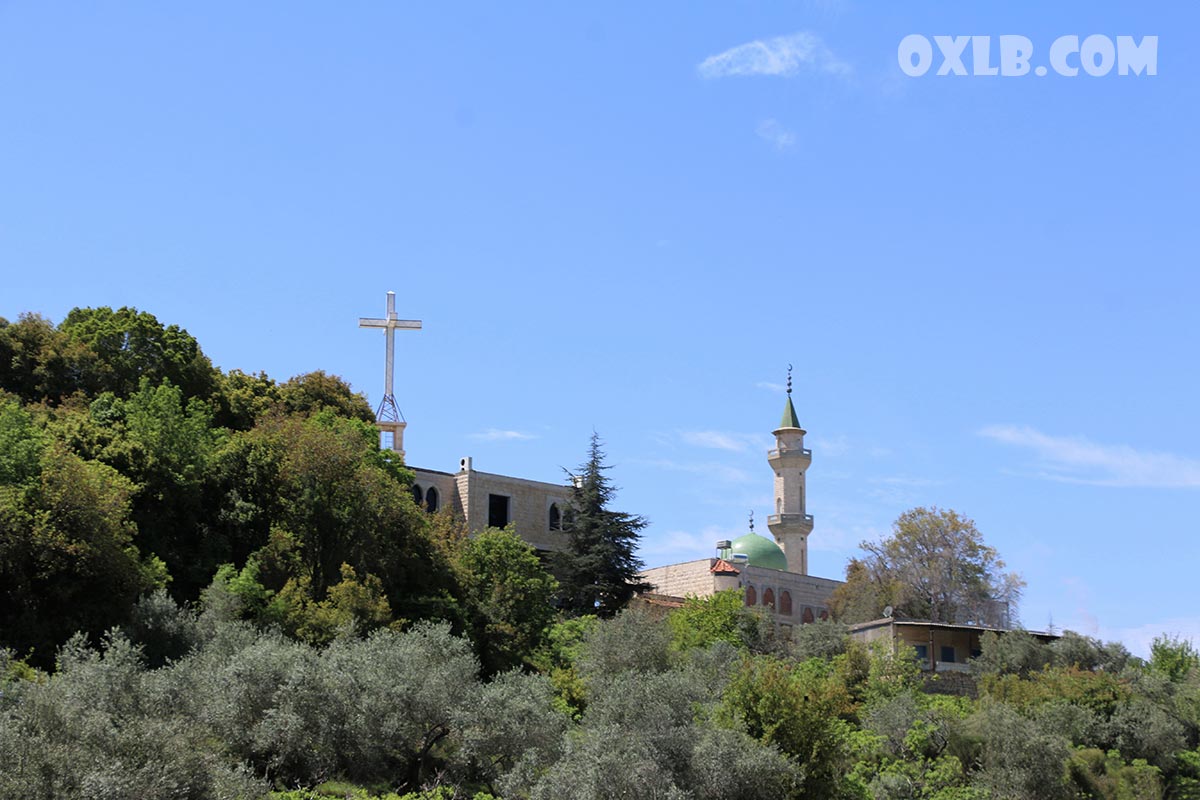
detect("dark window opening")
(780, 591), (793, 616)
(488, 494), (510, 529)
(425, 486), (439, 513)
(745, 586), (757, 606)
(762, 588), (775, 610)
(801, 607), (815, 623)
(913, 644), (929, 662)
(940, 646), (956, 664)
(411, 484), (423, 505)
(549, 503), (561, 530)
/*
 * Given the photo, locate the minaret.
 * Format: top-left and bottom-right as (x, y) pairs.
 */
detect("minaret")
(767, 366), (814, 575)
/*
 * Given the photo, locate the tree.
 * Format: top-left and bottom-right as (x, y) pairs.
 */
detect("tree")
(1149, 634), (1199, 683)
(0, 441), (166, 665)
(668, 588), (774, 654)
(58, 306), (217, 401)
(720, 654), (859, 798)
(556, 432), (649, 617)
(277, 370), (375, 424)
(458, 527), (559, 675)
(830, 506), (1023, 627)
(0, 313), (79, 403)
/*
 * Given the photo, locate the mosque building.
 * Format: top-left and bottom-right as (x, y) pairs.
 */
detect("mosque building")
(638, 381), (843, 629)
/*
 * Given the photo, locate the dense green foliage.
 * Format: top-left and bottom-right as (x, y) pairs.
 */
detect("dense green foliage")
(4, 307), (1199, 799)
(3, 597), (1197, 799)
(0, 307), (556, 668)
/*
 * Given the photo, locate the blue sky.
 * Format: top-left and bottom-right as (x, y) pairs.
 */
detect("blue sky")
(2, 2), (1196, 655)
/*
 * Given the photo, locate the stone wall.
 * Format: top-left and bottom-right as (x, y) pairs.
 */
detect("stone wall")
(410, 462), (573, 553)
(410, 468), (458, 515)
(640, 560), (843, 626)
(741, 565), (841, 623)
(463, 468), (572, 552)
(640, 560), (716, 599)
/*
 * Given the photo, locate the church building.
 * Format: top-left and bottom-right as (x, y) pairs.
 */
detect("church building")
(408, 459), (574, 556)
(358, 291), (576, 556)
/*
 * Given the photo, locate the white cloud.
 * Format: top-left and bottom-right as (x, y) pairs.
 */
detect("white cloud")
(756, 381), (786, 393)
(640, 528), (721, 559)
(805, 519), (873, 554)
(756, 118), (796, 149)
(468, 428), (538, 442)
(679, 430), (768, 453)
(873, 475), (943, 487)
(638, 458), (754, 485)
(698, 31), (851, 79)
(979, 424), (1200, 488)
(809, 434), (849, 457)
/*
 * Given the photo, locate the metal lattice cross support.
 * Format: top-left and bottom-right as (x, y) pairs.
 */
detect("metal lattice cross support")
(359, 291), (421, 452)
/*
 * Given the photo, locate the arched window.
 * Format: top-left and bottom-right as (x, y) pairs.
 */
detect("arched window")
(745, 585), (757, 606)
(779, 590), (793, 616)
(801, 607), (815, 624)
(549, 503), (561, 530)
(762, 588), (775, 610)
(425, 486), (439, 513)
(411, 484), (423, 505)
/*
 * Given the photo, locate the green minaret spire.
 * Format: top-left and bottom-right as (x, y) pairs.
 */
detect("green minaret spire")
(780, 363), (801, 429)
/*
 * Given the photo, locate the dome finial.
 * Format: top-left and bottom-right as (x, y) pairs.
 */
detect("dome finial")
(787, 363), (793, 396)
(749, 509), (755, 533)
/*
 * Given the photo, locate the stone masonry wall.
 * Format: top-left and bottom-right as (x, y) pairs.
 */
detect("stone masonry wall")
(409, 465), (573, 553)
(640, 560), (716, 599)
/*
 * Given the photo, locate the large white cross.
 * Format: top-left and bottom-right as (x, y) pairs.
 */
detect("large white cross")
(359, 291), (421, 424)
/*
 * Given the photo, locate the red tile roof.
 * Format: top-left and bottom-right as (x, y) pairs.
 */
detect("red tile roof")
(710, 558), (742, 575)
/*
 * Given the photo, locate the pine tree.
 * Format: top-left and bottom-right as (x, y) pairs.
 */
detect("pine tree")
(557, 432), (649, 617)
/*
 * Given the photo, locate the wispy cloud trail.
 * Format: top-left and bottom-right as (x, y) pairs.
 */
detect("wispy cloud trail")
(979, 424), (1200, 488)
(698, 31), (851, 79)
(469, 428), (538, 442)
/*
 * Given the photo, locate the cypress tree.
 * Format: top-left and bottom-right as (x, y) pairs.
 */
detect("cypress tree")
(557, 432), (649, 617)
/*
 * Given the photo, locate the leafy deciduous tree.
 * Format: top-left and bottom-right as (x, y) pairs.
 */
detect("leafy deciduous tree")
(458, 527), (559, 675)
(830, 507), (1023, 627)
(58, 306), (217, 401)
(0, 441), (165, 666)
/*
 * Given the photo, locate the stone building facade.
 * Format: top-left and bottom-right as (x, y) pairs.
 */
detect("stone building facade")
(641, 557), (842, 632)
(409, 457), (574, 554)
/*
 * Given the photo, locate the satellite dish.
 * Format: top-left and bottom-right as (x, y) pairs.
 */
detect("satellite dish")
(883, 605), (894, 618)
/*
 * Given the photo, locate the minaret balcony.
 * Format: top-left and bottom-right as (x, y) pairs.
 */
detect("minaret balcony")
(768, 513), (814, 529)
(768, 447), (811, 459)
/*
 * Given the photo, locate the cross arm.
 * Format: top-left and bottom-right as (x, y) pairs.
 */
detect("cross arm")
(359, 318), (423, 330)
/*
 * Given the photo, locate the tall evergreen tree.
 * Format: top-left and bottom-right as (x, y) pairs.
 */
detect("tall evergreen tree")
(557, 432), (649, 617)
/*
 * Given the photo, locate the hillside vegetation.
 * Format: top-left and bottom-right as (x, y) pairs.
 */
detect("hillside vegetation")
(1, 308), (1198, 799)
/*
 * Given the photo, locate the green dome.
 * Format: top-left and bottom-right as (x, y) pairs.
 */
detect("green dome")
(729, 532), (788, 571)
